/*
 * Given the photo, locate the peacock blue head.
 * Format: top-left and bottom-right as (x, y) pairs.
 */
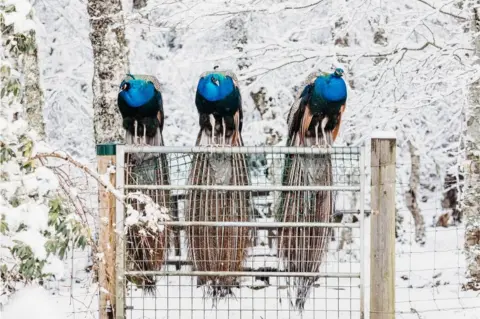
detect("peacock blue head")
(119, 75), (155, 108)
(196, 72), (235, 102)
(313, 68), (347, 103)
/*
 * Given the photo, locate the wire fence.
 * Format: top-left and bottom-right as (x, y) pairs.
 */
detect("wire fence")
(8, 146), (480, 319)
(392, 161), (479, 318)
(117, 145), (365, 319)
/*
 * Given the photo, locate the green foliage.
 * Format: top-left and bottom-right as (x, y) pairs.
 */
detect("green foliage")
(19, 134), (34, 171)
(1, 4), (16, 14)
(10, 241), (47, 281)
(0, 64), (18, 99)
(2, 197), (90, 283)
(9, 32), (37, 55)
(0, 215), (8, 234)
(44, 197), (89, 260)
(0, 3), (37, 100)
(0, 0), (91, 294)
(0, 77), (20, 98)
(0, 142), (16, 164)
(9, 197), (20, 208)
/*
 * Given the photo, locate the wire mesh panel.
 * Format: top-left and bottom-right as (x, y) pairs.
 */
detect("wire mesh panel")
(116, 146), (365, 319)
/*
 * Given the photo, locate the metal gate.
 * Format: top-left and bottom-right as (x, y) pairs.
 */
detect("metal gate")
(114, 145), (366, 319)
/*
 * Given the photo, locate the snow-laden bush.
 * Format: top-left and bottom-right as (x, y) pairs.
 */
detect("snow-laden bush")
(0, 0), (89, 304)
(1, 4), (172, 304)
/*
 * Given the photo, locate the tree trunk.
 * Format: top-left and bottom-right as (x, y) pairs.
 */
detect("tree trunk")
(87, 0), (129, 144)
(405, 140), (426, 245)
(463, 6), (480, 290)
(87, 0), (129, 315)
(20, 31), (45, 138)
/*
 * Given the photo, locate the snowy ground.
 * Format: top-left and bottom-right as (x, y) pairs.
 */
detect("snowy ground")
(2, 149), (479, 319)
(2, 155), (480, 319)
(3, 209), (479, 319)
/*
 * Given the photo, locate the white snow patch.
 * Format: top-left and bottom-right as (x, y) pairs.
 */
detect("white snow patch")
(31, 141), (53, 155)
(13, 230), (47, 259)
(371, 130), (397, 140)
(2, 0), (37, 33)
(43, 256), (65, 279)
(2, 285), (66, 319)
(22, 173), (39, 196)
(5, 202), (49, 233)
(35, 166), (59, 196)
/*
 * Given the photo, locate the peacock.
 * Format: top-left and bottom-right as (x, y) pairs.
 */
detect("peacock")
(117, 74), (171, 295)
(118, 74), (165, 142)
(288, 68), (347, 147)
(277, 68), (347, 310)
(186, 69), (251, 301)
(194, 70), (243, 144)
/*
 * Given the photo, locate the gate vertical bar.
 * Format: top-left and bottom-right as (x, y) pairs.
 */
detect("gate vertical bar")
(115, 144), (126, 319)
(359, 145), (366, 319)
(370, 133), (396, 319)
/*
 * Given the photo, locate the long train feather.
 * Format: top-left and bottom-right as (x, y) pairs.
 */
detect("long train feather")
(278, 112), (334, 310)
(124, 125), (171, 295)
(186, 111), (251, 301)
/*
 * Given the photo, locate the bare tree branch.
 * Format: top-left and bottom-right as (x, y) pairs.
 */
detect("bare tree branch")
(416, 0), (467, 21)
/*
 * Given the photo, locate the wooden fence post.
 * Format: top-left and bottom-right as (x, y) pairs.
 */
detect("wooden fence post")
(370, 132), (396, 319)
(97, 143), (117, 319)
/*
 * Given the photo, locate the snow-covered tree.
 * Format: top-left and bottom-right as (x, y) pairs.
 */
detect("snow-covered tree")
(463, 2), (480, 290)
(87, 0), (129, 144)
(1, 0), (44, 137)
(0, 0), (89, 304)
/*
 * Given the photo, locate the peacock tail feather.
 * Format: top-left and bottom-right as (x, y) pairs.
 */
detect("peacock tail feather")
(124, 126), (171, 295)
(277, 80), (335, 310)
(186, 111), (252, 301)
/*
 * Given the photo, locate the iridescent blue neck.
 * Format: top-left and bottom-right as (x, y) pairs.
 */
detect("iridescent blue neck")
(120, 80), (155, 107)
(313, 75), (347, 102)
(197, 74), (234, 102)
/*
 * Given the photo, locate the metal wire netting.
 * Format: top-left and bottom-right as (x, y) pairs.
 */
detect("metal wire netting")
(28, 146), (480, 319)
(120, 146), (364, 319)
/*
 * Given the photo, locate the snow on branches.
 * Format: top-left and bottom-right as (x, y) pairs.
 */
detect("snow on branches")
(0, 0), (89, 304)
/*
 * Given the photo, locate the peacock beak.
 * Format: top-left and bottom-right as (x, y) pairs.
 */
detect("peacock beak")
(211, 77), (220, 86)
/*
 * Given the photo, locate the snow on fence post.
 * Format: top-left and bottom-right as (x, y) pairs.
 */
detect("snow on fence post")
(370, 132), (396, 319)
(97, 144), (118, 319)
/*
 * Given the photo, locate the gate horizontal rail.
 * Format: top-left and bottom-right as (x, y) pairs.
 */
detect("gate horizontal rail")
(146, 221), (359, 228)
(123, 184), (360, 191)
(124, 270), (361, 278)
(122, 145), (360, 154)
